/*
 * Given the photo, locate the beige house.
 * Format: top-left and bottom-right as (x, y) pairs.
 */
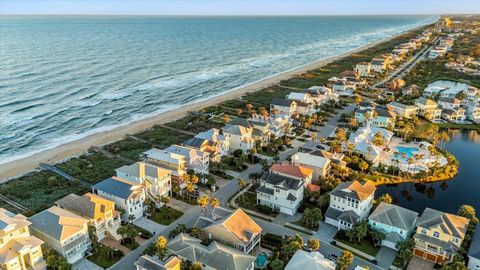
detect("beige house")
(387, 102), (419, 119)
(29, 206), (91, 264)
(194, 208), (262, 254)
(413, 208), (469, 265)
(222, 124), (255, 152)
(291, 152), (331, 180)
(354, 62), (372, 77)
(55, 193), (122, 241)
(0, 208), (46, 270)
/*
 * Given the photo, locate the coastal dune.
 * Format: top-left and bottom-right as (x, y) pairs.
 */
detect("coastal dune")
(0, 29), (418, 182)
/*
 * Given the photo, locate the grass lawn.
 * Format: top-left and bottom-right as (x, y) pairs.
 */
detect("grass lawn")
(166, 114), (223, 133)
(235, 191), (277, 217)
(334, 231), (380, 257)
(56, 152), (131, 184)
(103, 138), (151, 161)
(136, 126), (192, 149)
(131, 224), (153, 239)
(0, 171), (87, 213)
(148, 206), (183, 225)
(87, 244), (123, 268)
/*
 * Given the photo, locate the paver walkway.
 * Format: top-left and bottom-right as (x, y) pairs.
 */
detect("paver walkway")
(407, 256), (435, 270)
(72, 259), (103, 270)
(100, 238), (130, 255)
(134, 217), (166, 234)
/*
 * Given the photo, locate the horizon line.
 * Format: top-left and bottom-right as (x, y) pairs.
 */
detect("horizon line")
(0, 13), (452, 16)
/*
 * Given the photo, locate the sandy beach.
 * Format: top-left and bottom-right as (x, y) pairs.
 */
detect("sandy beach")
(0, 28), (420, 182)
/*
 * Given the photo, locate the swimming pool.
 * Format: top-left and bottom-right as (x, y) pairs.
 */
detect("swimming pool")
(394, 146), (419, 161)
(255, 252), (268, 268)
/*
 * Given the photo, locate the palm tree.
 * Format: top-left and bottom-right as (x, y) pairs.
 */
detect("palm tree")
(439, 131), (450, 149)
(307, 238), (320, 251)
(224, 114), (230, 124)
(347, 142), (355, 157)
(155, 236), (168, 259)
(336, 250), (353, 270)
(238, 178), (248, 205)
(210, 197), (220, 209)
(197, 195), (210, 216)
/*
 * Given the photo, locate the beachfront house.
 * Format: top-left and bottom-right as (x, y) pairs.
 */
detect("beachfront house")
(143, 148), (187, 185)
(305, 86), (339, 105)
(413, 208), (469, 264)
(167, 233), (255, 270)
(368, 202), (419, 250)
(164, 145), (209, 175)
(285, 250), (335, 270)
(387, 102), (419, 119)
(183, 128), (230, 162)
(270, 98), (297, 117)
(286, 92), (314, 105)
(194, 208), (262, 254)
(468, 224), (480, 270)
(135, 255), (181, 270)
(354, 106), (396, 129)
(348, 127), (394, 162)
(291, 152), (331, 180)
(415, 97), (442, 121)
(230, 117), (271, 146)
(325, 181), (376, 230)
(0, 208), (46, 270)
(371, 59), (387, 73)
(28, 206), (91, 264)
(221, 124), (255, 152)
(91, 176), (146, 222)
(55, 193), (122, 241)
(116, 162), (172, 206)
(248, 114), (291, 138)
(354, 62), (372, 77)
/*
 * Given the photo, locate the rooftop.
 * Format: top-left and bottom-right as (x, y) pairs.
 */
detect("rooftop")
(270, 163), (313, 179)
(369, 202), (419, 231)
(330, 181), (376, 201)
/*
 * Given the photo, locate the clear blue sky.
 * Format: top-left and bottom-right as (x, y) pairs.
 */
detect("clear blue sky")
(1, 0), (479, 15)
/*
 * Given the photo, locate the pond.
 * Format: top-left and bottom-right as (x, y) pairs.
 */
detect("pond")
(376, 130), (480, 216)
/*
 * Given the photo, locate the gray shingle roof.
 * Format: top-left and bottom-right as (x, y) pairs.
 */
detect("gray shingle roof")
(468, 224), (480, 260)
(92, 177), (134, 200)
(416, 208), (469, 239)
(55, 194), (95, 219)
(369, 202), (419, 231)
(271, 98), (295, 107)
(260, 172), (303, 191)
(338, 210), (359, 225)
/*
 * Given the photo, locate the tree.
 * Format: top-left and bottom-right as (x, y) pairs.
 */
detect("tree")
(372, 132), (384, 146)
(336, 128), (347, 142)
(301, 208), (322, 230)
(373, 193), (392, 208)
(284, 235), (303, 259)
(441, 255), (468, 270)
(210, 197), (220, 209)
(197, 195), (210, 216)
(238, 178), (248, 205)
(307, 238), (320, 251)
(457, 205), (478, 224)
(190, 226), (202, 238)
(369, 229), (385, 247)
(169, 223), (187, 238)
(44, 247), (72, 270)
(117, 224), (138, 244)
(269, 258), (284, 270)
(336, 250), (353, 270)
(155, 236), (168, 259)
(224, 114), (230, 123)
(359, 160), (369, 173)
(396, 239), (415, 268)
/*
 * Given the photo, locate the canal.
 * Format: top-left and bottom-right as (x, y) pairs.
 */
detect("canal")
(376, 130), (480, 215)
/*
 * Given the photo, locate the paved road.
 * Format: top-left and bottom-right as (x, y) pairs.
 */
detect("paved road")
(317, 103), (356, 138)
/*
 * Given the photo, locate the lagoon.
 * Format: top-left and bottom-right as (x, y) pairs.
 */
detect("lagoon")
(376, 130), (480, 215)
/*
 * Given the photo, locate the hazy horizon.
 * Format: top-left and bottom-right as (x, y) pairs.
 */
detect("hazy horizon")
(1, 0), (479, 16)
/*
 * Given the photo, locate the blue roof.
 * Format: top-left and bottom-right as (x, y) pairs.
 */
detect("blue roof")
(469, 224), (480, 260)
(92, 177), (134, 200)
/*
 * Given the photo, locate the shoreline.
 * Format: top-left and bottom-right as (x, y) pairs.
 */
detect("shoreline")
(0, 24), (427, 182)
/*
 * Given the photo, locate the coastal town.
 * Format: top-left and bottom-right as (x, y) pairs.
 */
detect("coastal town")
(1, 15), (480, 270)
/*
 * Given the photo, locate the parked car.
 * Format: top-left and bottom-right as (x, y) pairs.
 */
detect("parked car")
(328, 254), (338, 262)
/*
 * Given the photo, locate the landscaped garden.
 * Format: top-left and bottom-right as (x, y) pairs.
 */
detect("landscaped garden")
(148, 206), (183, 225)
(87, 243), (123, 268)
(334, 224), (383, 257)
(235, 189), (278, 217)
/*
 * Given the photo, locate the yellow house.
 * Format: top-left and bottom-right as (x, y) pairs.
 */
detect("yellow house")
(413, 208), (469, 264)
(0, 208), (46, 270)
(55, 193), (122, 241)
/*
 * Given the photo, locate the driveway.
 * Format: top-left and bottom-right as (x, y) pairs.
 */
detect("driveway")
(133, 217), (166, 234)
(315, 221), (337, 243)
(407, 256), (435, 270)
(317, 104), (356, 138)
(375, 246), (397, 270)
(73, 259), (103, 270)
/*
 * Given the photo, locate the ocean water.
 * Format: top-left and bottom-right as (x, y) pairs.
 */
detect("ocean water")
(0, 15), (436, 164)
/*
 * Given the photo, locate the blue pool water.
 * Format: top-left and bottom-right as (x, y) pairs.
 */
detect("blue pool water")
(394, 146), (419, 161)
(256, 252), (268, 267)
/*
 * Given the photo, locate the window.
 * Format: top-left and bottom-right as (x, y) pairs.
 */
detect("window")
(433, 231), (440, 238)
(100, 205), (105, 213)
(421, 229), (427, 235)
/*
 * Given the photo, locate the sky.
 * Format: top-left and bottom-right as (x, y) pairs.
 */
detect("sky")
(0, 0), (479, 15)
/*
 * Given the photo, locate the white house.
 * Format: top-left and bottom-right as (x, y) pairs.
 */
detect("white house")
(286, 92), (314, 105)
(348, 127), (394, 162)
(270, 98), (297, 117)
(370, 59), (387, 73)
(164, 145), (209, 175)
(442, 107), (466, 123)
(29, 206), (91, 264)
(91, 177), (146, 222)
(368, 202), (419, 250)
(221, 124), (255, 152)
(387, 102), (419, 119)
(285, 250), (335, 270)
(354, 62), (372, 77)
(191, 128), (230, 159)
(256, 171), (305, 216)
(325, 181), (376, 230)
(468, 224), (480, 270)
(465, 102), (480, 123)
(291, 152), (331, 180)
(332, 81), (356, 97)
(143, 148), (187, 181)
(116, 162), (172, 206)
(304, 86), (339, 105)
(354, 106), (396, 129)
(415, 97), (442, 121)
(438, 97), (461, 110)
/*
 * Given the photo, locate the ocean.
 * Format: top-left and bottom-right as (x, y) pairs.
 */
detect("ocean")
(0, 15), (436, 165)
